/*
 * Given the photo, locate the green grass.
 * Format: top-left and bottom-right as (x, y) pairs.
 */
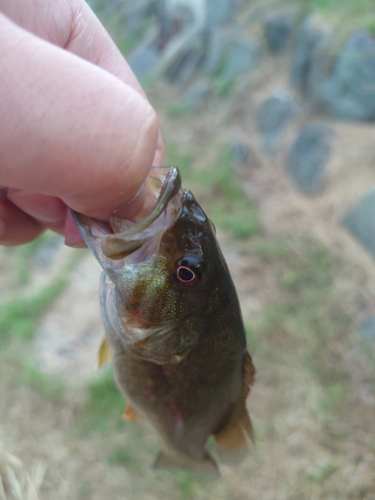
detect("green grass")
(0, 235), (83, 344)
(13, 233), (56, 286)
(173, 471), (196, 500)
(0, 274), (70, 342)
(165, 144), (194, 177)
(297, 0), (375, 39)
(246, 238), (351, 362)
(89, 0), (146, 56)
(106, 446), (134, 466)
(77, 479), (92, 499)
(77, 367), (125, 435)
(1, 233), (63, 287)
(166, 145), (259, 239)
(308, 458), (338, 483)
(11, 362), (65, 401)
(300, 0), (373, 15)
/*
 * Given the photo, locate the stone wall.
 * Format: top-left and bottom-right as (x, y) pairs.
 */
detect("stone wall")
(123, 0), (375, 268)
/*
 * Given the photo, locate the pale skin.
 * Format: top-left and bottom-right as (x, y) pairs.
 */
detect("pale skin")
(0, 0), (163, 247)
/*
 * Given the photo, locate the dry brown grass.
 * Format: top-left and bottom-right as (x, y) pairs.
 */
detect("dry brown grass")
(0, 443), (46, 500)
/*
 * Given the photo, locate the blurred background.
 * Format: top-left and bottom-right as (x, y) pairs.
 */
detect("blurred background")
(1, 0), (375, 498)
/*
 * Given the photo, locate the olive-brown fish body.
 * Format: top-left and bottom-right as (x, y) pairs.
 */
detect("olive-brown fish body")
(72, 168), (255, 475)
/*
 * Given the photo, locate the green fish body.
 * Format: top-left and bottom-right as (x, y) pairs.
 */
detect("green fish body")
(72, 167), (255, 476)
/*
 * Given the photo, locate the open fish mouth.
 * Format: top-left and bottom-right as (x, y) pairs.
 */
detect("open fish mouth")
(71, 167), (184, 268)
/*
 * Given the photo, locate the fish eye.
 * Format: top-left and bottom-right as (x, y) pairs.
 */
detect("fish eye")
(173, 256), (202, 286)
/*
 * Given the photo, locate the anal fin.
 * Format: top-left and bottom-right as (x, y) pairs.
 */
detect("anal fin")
(123, 402), (143, 421)
(214, 406), (252, 466)
(154, 450), (220, 478)
(214, 351), (255, 466)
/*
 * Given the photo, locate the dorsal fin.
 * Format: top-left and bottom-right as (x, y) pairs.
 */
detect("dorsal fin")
(214, 351), (255, 465)
(98, 336), (111, 368)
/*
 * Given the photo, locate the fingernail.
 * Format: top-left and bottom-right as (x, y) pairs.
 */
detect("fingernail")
(65, 239), (87, 249)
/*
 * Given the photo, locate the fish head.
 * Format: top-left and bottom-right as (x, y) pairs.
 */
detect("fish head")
(71, 167), (230, 363)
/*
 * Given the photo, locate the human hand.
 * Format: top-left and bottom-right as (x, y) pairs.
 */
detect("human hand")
(0, 0), (163, 247)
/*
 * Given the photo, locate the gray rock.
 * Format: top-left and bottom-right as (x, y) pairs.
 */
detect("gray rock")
(230, 143), (249, 164)
(182, 81), (211, 110)
(360, 316), (375, 340)
(344, 189), (375, 258)
(127, 43), (161, 78)
(257, 91), (293, 155)
(204, 28), (226, 75)
(206, 0), (239, 27)
(291, 16), (333, 102)
(124, 0), (153, 35)
(166, 43), (205, 84)
(287, 124), (333, 194)
(220, 40), (258, 86)
(265, 13), (294, 54)
(321, 31), (375, 121)
(128, 0), (207, 81)
(305, 31), (333, 105)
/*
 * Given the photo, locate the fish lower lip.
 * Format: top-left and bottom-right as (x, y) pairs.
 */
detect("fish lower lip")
(101, 168), (182, 260)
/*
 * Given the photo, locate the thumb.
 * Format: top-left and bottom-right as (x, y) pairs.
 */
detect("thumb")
(0, 13), (159, 221)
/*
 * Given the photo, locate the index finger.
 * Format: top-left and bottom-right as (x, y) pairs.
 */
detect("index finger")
(0, 0), (164, 165)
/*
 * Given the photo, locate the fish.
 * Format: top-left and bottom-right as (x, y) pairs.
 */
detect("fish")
(71, 166), (255, 477)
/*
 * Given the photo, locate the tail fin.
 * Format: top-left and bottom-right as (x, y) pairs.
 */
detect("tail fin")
(154, 450), (220, 478)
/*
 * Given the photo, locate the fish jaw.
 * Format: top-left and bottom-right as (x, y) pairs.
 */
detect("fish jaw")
(70, 168), (184, 282)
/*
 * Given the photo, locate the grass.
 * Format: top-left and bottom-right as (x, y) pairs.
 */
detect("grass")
(296, 0), (375, 39)
(249, 241), (351, 368)
(0, 275), (70, 342)
(11, 233), (55, 286)
(11, 362), (65, 401)
(0, 234), (83, 344)
(77, 479), (92, 499)
(76, 367), (125, 435)
(0, 234), (82, 407)
(1, 233), (63, 287)
(89, 0), (148, 56)
(166, 145), (259, 239)
(106, 446), (133, 466)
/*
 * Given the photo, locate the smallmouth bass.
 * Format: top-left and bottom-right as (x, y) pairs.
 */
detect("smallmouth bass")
(72, 167), (255, 476)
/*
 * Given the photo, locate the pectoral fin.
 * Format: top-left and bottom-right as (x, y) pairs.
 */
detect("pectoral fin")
(154, 450), (220, 477)
(123, 402), (143, 421)
(214, 351), (255, 466)
(98, 336), (111, 368)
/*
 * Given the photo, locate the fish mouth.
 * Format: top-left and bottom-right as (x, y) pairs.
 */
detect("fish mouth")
(71, 167), (184, 271)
